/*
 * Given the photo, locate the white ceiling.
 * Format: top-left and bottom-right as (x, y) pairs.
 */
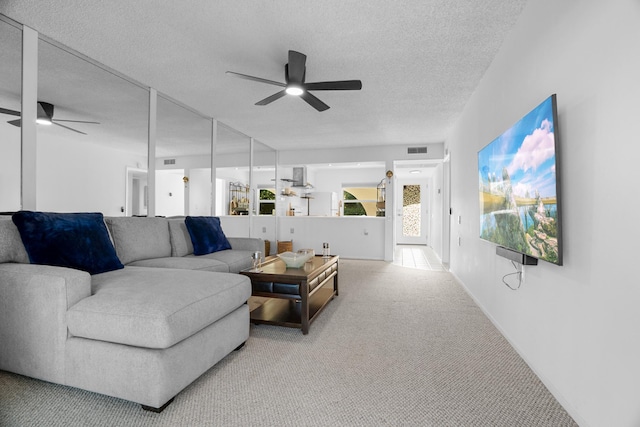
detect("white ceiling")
(0, 0), (528, 152)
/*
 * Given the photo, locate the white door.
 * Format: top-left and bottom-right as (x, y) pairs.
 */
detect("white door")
(395, 180), (428, 245)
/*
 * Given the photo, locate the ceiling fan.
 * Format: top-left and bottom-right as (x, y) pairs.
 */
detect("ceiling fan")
(226, 50), (362, 112)
(0, 101), (100, 135)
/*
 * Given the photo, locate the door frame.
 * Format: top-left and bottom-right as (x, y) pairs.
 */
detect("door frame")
(125, 167), (148, 216)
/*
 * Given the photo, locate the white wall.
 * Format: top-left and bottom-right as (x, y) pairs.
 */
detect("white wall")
(188, 168), (212, 216)
(252, 215), (276, 254)
(278, 216), (385, 260)
(447, 1), (640, 426)
(219, 215), (250, 238)
(155, 169), (185, 217)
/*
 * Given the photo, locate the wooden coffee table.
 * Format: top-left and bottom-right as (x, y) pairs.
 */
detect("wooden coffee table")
(240, 255), (339, 334)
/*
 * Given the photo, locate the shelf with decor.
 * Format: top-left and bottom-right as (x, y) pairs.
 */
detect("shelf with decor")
(229, 182), (249, 215)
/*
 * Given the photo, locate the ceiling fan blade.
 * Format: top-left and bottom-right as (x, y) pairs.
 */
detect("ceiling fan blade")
(226, 71), (286, 87)
(7, 119), (21, 127)
(53, 119), (100, 124)
(53, 121), (87, 135)
(255, 90), (287, 106)
(287, 50), (306, 85)
(0, 107), (21, 117)
(303, 80), (362, 91)
(300, 91), (330, 112)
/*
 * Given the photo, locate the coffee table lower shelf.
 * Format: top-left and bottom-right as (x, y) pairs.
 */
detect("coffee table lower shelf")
(250, 287), (336, 331)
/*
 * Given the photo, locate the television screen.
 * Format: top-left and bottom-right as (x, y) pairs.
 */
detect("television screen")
(478, 94), (562, 265)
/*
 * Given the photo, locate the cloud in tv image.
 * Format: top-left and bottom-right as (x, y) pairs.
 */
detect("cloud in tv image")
(478, 95), (561, 264)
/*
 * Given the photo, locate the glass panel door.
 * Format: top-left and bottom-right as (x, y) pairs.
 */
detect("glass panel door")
(402, 184), (421, 237)
(396, 181), (427, 244)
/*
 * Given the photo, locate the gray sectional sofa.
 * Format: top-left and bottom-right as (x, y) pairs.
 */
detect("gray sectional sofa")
(105, 216), (262, 274)
(0, 214), (262, 411)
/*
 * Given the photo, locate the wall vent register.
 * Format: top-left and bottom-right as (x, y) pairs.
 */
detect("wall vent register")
(407, 146), (427, 154)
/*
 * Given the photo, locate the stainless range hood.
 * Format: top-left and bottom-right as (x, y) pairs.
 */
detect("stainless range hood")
(292, 167), (307, 187)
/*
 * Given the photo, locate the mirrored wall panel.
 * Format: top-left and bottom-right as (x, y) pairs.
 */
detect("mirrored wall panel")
(215, 123), (250, 216)
(0, 19), (22, 212)
(252, 140), (276, 251)
(156, 95), (212, 217)
(36, 37), (149, 215)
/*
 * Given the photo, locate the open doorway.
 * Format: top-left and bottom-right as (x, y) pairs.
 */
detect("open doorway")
(125, 167), (148, 216)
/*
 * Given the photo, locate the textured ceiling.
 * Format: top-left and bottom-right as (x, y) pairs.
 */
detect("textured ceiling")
(0, 0), (528, 152)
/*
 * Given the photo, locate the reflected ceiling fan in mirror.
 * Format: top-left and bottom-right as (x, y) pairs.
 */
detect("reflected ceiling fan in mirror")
(226, 50), (362, 112)
(0, 101), (100, 135)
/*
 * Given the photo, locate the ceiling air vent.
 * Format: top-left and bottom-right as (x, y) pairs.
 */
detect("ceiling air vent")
(407, 146), (427, 154)
(164, 159), (176, 165)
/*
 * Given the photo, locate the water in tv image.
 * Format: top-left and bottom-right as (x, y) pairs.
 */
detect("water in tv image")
(478, 95), (562, 265)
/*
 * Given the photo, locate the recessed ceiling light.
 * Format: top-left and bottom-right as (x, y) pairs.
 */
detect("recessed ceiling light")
(36, 117), (52, 125)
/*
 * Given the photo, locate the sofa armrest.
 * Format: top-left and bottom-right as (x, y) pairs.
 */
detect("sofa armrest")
(0, 263), (91, 384)
(227, 237), (263, 252)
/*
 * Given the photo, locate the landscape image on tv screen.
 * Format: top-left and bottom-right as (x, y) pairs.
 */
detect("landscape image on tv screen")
(478, 94), (562, 265)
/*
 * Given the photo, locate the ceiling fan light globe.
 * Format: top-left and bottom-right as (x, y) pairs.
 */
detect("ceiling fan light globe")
(36, 118), (52, 125)
(285, 86), (304, 96)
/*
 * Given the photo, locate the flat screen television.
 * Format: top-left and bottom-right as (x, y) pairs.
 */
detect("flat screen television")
(478, 94), (562, 265)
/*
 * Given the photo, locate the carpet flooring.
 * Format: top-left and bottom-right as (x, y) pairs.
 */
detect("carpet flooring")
(0, 259), (577, 426)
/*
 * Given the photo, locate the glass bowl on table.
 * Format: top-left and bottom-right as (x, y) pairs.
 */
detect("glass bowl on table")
(277, 251), (313, 268)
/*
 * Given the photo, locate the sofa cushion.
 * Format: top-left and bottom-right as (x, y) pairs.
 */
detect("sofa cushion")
(168, 219), (194, 257)
(190, 250), (254, 274)
(184, 216), (231, 255)
(128, 256), (229, 272)
(67, 266), (251, 349)
(11, 211), (124, 275)
(0, 218), (29, 264)
(105, 217), (172, 265)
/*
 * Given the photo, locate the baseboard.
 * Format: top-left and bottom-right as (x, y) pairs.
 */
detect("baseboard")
(448, 270), (589, 427)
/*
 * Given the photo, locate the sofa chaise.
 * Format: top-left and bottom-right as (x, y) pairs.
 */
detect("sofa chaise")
(0, 212), (262, 411)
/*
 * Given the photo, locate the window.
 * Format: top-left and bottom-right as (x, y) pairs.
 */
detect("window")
(258, 188), (276, 215)
(342, 185), (378, 216)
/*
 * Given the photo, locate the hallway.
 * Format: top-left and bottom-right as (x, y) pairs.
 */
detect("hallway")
(393, 244), (447, 271)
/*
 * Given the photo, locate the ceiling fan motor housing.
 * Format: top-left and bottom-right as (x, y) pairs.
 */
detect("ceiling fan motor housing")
(38, 101), (55, 119)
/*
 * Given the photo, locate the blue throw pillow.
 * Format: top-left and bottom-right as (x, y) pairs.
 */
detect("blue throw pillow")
(184, 216), (232, 255)
(12, 211), (124, 275)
